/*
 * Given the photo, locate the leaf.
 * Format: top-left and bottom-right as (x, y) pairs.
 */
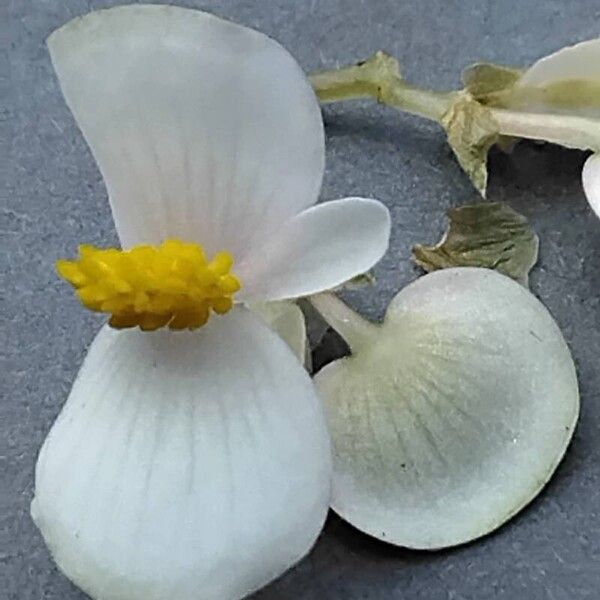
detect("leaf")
(413, 202), (539, 286)
(462, 62), (524, 105)
(440, 93), (499, 196)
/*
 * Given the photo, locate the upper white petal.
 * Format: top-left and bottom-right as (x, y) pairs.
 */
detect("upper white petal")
(582, 153), (600, 219)
(48, 5), (324, 257)
(32, 309), (331, 600)
(520, 38), (600, 86)
(236, 197), (391, 302)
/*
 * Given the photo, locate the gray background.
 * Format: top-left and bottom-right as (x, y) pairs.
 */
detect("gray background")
(3, 1), (600, 598)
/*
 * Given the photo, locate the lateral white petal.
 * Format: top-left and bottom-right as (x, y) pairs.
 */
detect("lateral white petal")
(32, 309), (331, 600)
(237, 198), (391, 302)
(520, 38), (600, 86)
(48, 5), (324, 258)
(582, 153), (600, 219)
(250, 301), (307, 364)
(315, 269), (579, 549)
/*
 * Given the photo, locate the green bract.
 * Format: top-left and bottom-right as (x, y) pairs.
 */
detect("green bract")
(440, 93), (498, 196)
(313, 269), (579, 549)
(462, 63), (524, 106)
(413, 202), (539, 286)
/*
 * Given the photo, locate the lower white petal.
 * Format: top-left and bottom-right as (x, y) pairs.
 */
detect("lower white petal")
(236, 197), (391, 302)
(32, 309), (331, 600)
(582, 153), (600, 219)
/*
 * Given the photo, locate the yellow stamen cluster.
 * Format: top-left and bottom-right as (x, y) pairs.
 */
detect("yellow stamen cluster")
(57, 240), (242, 331)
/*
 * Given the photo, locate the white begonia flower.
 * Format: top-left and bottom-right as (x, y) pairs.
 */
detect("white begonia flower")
(31, 5), (391, 600)
(506, 38), (600, 218)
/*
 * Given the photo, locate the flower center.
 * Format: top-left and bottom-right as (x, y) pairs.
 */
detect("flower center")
(57, 239), (242, 331)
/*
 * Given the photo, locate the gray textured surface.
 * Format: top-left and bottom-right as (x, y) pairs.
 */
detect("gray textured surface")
(3, 1), (600, 598)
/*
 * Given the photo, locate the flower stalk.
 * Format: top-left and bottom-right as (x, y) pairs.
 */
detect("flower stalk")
(310, 52), (454, 122)
(309, 292), (378, 353)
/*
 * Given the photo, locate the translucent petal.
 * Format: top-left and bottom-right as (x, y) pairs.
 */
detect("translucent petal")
(513, 39), (600, 118)
(32, 309), (331, 599)
(315, 268), (579, 549)
(48, 5), (324, 257)
(237, 197), (391, 302)
(520, 38), (600, 86)
(582, 153), (600, 219)
(250, 301), (307, 364)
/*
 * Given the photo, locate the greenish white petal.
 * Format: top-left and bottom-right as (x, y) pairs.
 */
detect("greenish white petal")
(520, 38), (600, 87)
(509, 38), (600, 118)
(314, 269), (579, 549)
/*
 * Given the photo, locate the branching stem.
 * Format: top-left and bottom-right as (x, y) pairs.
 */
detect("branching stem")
(310, 52), (600, 152)
(310, 52), (454, 122)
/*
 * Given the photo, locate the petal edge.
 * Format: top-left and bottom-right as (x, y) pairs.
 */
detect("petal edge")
(237, 197), (391, 302)
(582, 153), (600, 219)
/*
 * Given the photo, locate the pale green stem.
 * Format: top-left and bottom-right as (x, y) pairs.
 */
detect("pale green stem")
(310, 52), (600, 151)
(309, 293), (379, 353)
(310, 52), (454, 122)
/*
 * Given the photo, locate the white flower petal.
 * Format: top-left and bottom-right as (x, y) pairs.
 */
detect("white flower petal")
(513, 39), (600, 118)
(48, 5), (324, 258)
(582, 153), (600, 219)
(520, 38), (600, 86)
(250, 301), (307, 364)
(32, 309), (331, 600)
(237, 198), (391, 302)
(315, 269), (579, 549)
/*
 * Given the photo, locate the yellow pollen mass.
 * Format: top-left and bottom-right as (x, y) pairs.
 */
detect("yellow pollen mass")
(57, 239), (242, 331)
